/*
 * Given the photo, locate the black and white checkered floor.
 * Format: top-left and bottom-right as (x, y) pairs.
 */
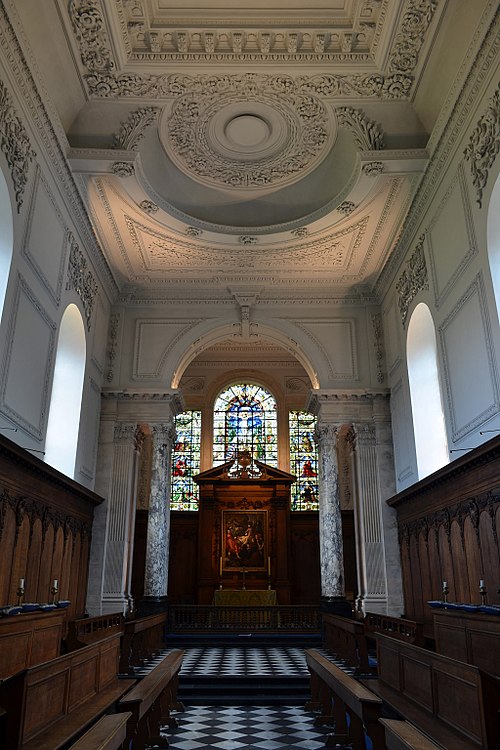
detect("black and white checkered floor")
(135, 646), (359, 748)
(164, 705), (333, 750)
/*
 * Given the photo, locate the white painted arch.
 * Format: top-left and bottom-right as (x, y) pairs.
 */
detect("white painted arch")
(168, 319), (329, 390)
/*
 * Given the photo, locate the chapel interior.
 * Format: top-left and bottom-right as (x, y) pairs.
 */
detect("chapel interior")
(0, 1), (499, 749)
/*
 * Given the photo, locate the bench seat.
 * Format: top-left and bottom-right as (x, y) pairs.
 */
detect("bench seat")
(68, 712), (132, 750)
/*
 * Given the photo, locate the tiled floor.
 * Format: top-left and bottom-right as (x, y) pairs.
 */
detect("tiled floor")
(179, 646), (311, 677)
(164, 704), (333, 750)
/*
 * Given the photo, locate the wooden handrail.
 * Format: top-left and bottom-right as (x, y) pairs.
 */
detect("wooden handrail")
(168, 605), (321, 632)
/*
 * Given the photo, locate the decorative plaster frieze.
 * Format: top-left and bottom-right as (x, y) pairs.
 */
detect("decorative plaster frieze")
(335, 106), (384, 150)
(395, 235), (428, 326)
(0, 80), (36, 212)
(371, 313), (385, 384)
(464, 82), (500, 208)
(66, 236), (99, 330)
(112, 106), (160, 150)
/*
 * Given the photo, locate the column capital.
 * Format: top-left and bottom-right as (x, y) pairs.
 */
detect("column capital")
(151, 422), (176, 449)
(314, 422), (342, 449)
(353, 422), (377, 448)
(113, 422), (136, 444)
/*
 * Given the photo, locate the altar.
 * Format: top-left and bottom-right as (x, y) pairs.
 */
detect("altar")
(213, 589), (277, 606)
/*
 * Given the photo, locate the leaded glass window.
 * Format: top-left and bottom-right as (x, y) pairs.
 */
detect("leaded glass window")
(289, 411), (319, 511)
(171, 410), (201, 510)
(213, 384), (278, 467)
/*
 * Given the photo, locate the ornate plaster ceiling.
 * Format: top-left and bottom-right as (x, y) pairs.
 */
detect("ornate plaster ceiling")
(38, 0), (444, 299)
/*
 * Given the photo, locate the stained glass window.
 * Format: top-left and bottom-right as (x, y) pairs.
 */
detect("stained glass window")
(213, 384), (278, 467)
(170, 410), (201, 510)
(289, 411), (319, 511)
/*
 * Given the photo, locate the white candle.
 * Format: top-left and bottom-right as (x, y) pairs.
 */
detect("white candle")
(479, 579), (485, 588)
(442, 581), (447, 589)
(53, 579), (58, 589)
(19, 578), (24, 589)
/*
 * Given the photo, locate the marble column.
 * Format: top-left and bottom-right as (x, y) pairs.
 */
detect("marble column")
(142, 422), (176, 611)
(101, 423), (143, 615)
(351, 422), (388, 615)
(315, 423), (351, 616)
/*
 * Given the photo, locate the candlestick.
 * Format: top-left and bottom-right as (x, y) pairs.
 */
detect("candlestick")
(51, 579), (59, 604)
(19, 578), (25, 590)
(442, 581), (449, 604)
(479, 580), (487, 605)
(17, 579), (25, 606)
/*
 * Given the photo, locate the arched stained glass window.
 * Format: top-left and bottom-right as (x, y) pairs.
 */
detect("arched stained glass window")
(213, 384), (278, 466)
(289, 411), (319, 511)
(171, 410), (201, 510)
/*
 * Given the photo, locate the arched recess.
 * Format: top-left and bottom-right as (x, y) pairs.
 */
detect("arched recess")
(0, 168), (14, 323)
(407, 302), (449, 479)
(487, 172), (500, 324)
(44, 304), (86, 478)
(168, 320), (327, 390)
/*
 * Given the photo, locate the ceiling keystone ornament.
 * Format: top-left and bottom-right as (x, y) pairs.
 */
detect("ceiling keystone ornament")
(396, 234), (429, 326)
(164, 75), (331, 189)
(464, 83), (500, 208)
(0, 81), (36, 212)
(66, 235), (98, 330)
(112, 106), (160, 150)
(335, 107), (384, 150)
(112, 161), (135, 177)
(363, 161), (384, 176)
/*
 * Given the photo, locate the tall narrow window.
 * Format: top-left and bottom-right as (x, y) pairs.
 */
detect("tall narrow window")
(44, 304), (86, 477)
(171, 410), (201, 510)
(0, 169), (13, 322)
(487, 174), (500, 324)
(407, 303), (449, 478)
(289, 411), (319, 510)
(213, 384), (278, 466)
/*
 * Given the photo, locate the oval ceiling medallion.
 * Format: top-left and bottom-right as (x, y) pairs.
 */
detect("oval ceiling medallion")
(162, 74), (335, 190)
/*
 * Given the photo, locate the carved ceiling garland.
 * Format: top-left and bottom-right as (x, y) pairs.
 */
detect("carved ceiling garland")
(112, 106), (161, 149)
(371, 312), (385, 383)
(106, 311), (120, 382)
(166, 78), (330, 189)
(68, 0), (438, 100)
(66, 235), (99, 330)
(335, 106), (384, 150)
(395, 234), (429, 326)
(0, 80), (36, 212)
(464, 83), (500, 208)
(139, 199), (159, 214)
(112, 161), (135, 177)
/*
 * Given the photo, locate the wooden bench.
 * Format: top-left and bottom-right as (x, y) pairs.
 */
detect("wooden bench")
(118, 648), (184, 749)
(365, 612), (423, 646)
(322, 612), (372, 674)
(380, 719), (443, 750)
(119, 612), (168, 675)
(362, 634), (500, 750)
(68, 712), (131, 750)
(305, 648), (384, 749)
(66, 613), (123, 651)
(0, 631), (136, 749)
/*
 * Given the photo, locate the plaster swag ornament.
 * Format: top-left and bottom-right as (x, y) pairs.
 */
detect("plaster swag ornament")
(335, 107), (384, 151)
(464, 84), (500, 208)
(139, 200), (159, 214)
(337, 201), (356, 215)
(396, 234), (429, 326)
(363, 161), (384, 176)
(66, 237), (98, 331)
(0, 81), (36, 212)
